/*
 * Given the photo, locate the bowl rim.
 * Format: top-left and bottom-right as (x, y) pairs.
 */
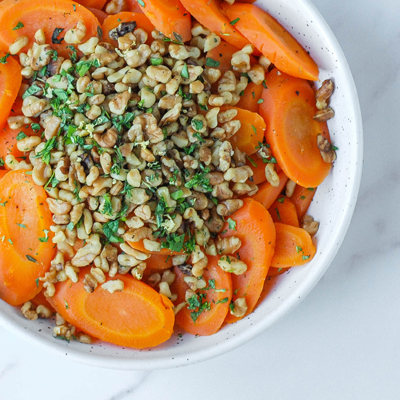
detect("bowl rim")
(0, 0), (363, 370)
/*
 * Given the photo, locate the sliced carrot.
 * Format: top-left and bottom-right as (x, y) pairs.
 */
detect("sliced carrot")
(0, 54), (22, 131)
(0, 170), (7, 180)
(251, 169), (288, 209)
(259, 69), (331, 188)
(224, 3), (319, 80)
(180, 0), (249, 49)
(267, 267), (290, 276)
(219, 106), (265, 155)
(236, 81), (263, 113)
(291, 185), (317, 219)
(268, 196), (299, 227)
(206, 40), (238, 76)
(76, 0), (107, 9)
(0, 170), (55, 306)
(271, 223), (316, 268)
(49, 267), (175, 348)
(127, 239), (185, 256)
(0, 0), (100, 59)
(171, 256), (232, 336)
(127, 0), (144, 13)
(247, 157), (266, 185)
(102, 12), (154, 47)
(145, 253), (174, 271)
(138, 0), (191, 43)
(88, 7), (108, 24)
(30, 290), (55, 312)
(220, 198), (275, 323)
(0, 118), (39, 168)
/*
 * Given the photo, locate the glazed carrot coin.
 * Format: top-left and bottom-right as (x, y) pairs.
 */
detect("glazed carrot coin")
(138, 0), (192, 43)
(172, 256), (232, 336)
(76, 0), (107, 9)
(259, 69), (332, 188)
(0, 170), (7, 180)
(0, 0), (100, 58)
(236, 81), (264, 113)
(206, 40), (239, 76)
(49, 267), (175, 348)
(271, 223), (316, 268)
(179, 0), (249, 49)
(102, 12), (154, 47)
(88, 7), (108, 25)
(145, 253), (174, 271)
(246, 156), (268, 185)
(269, 196), (299, 227)
(224, 3), (319, 80)
(291, 185), (317, 219)
(220, 198), (275, 323)
(220, 106), (265, 155)
(0, 170), (55, 306)
(251, 169), (288, 209)
(0, 54), (22, 131)
(127, 0), (144, 13)
(267, 267), (289, 277)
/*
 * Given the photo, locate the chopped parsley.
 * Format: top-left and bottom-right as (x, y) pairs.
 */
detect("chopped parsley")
(274, 207), (281, 220)
(51, 27), (64, 44)
(16, 223), (27, 229)
(38, 229), (50, 243)
(16, 131), (27, 141)
(181, 63), (189, 79)
(150, 57), (163, 66)
(184, 165), (212, 192)
(277, 197), (285, 204)
(26, 255), (38, 263)
(230, 18), (240, 25)
(35, 278), (39, 288)
(246, 155), (257, 168)
(12, 22), (24, 30)
(192, 119), (203, 132)
(187, 293), (211, 323)
(103, 219), (123, 243)
(205, 57), (220, 68)
(138, 0), (145, 6)
(22, 84), (42, 99)
(35, 137), (56, 164)
(227, 218), (237, 231)
(0, 53), (10, 64)
(216, 297), (228, 304)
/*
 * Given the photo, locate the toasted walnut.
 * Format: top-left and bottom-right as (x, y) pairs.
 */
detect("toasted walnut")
(314, 107), (335, 122)
(64, 21), (87, 44)
(248, 64), (265, 85)
(22, 96), (48, 117)
(160, 103), (182, 126)
(301, 215), (320, 235)
(218, 255), (247, 275)
(218, 141), (232, 172)
(232, 182), (258, 196)
(93, 127), (118, 148)
(285, 180), (296, 198)
(230, 297), (248, 318)
(317, 134), (337, 163)
(21, 302), (38, 321)
(71, 234), (102, 267)
(224, 166), (252, 183)
(216, 236), (241, 255)
(316, 79), (334, 110)
(218, 71), (236, 93)
(7, 115), (32, 130)
(216, 199), (243, 216)
(9, 35), (29, 55)
(126, 44), (151, 68)
(109, 90), (131, 115)
(134, 113), (164, 143)
(265, 163), (280, 187)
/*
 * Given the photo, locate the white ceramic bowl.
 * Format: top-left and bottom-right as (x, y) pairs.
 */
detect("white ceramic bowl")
(0, 0), (363, 370)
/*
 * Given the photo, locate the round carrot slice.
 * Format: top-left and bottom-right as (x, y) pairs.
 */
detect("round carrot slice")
(88, 7), (108, 25)
(259, 69), (332, 188)
(145, 253), (174, 271)
(172, 256), (232, 336)
(291, 185), (317, 219)
(220, 198), (276, 323)
(0, 170), (7, 180)
(127, 0), (144, 13)
(0, 0), (100, 58)
(219, 106), (265, 155)
(224, 3), (319, 80)
(0, 54), (21, 131)
(267, 267), (289, 277)
(49, 267), (175, 348)
(0, 170), (55, 306)
(236, 81), (264, 113)
(102, 12), (154, 47)
(76, 0), (107, 9)
(180, 0), (249, 49)
(251, 169), (288, 210)
(271, 223), (316, 268)
(269, 196), (299, 227)
(138, 0), (192, 43)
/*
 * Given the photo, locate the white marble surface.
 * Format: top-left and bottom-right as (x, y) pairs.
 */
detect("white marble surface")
(1, 0), (399, 398)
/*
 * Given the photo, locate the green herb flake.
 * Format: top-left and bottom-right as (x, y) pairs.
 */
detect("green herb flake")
(12, 22), (24, 30)
(246, 155), (257, 168)
(227, 218), (237, 231)
(181, 63), (189, 79)
(31, 123), (41, 132)
(300, 196), (306, 200)
(51, 27), (64, 44)
(307, 188), (315, 191)
(150, 57), (163, 66)
(233, 289), (238, 295)
(16, 223), (27, 229)
(251, 125), (257, 134)
(66, 222), (74, 231)
(103, 219), (124, 243)
(138, 0), (145, 6)
(332, 146), (339, 151)
(274, 207), (281, 220)
(26, 255), (37, 263)
(296, 245), (303, 254)
(192, 119), (203, 132)
(277, 197), (285, 204)
(205, 57), (220, 68)
(0, 157), (4, 167)
(0, 53), (10, 64)
(171, 189), (184, 201)
(230, 18), (240, 25)
(216, 297), (229, 304)
(302, 255), (310, 260)
(39, 229), (50, 243)
(64, 299), (70, 309)
(257, 99), (264, 104)
(262, 80), (268, 89)
(16, 131), (27, 141)
(35, 278), (39, 288)
(229, 302), (235, 313)
(22, 84), (42, 99)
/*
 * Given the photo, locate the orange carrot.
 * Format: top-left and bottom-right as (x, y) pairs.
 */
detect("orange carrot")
(0, 170), (7, 180)
(88, 7), (108, 24)
(247, 156), (266, 185)
(172, 256), (232, 336)
(220, 198), (275, 323)
(49, 267), (175, 348)
(76, 0), (107, 9)
(30, 290), (55, 312)
(267, 267), (289, 276)
(127, 239), (185, 256)
(145, 253), (175, 271)
(126, 0), (144, 13)
(179, 0), (249, 49)
(102, 12), (154, 47)
(0, 0), (100, 59)
(0, 54), (22, 131)
(219, 106), (265, 155)
(0, 170), (55, 306)
(224, 3), (319, 80)
(251, 169), (288, 209)
(236, 81), (263, 113)
(271, 223), (316, 268)
(0, 116), (39, 168)
(206, 40), (239, 76)
(138, 0), (191, 43)
(259, 69), (331, 188)
(291, 185), (317, 219)
(269, 196), (299, 227)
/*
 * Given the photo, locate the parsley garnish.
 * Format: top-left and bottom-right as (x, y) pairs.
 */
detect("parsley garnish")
(277, 197), (285, 204)
(75, 59), (101, 77)
(192, 119), (203, 132)
(161, 233), (185, 252)
(35, 278), (39, 288)
(39, 229), (50, 243)
(150, 57), (163, 66)
(230, 18), (240, 25)
(138, 0), (145, 6)
(31, 123), (41, 132)
(296, 245), (302, 253)
(12, 22), (24, 30)
(66, 45), (78, 63)
(51, 27), (64, 44)
(185, 165), (212, 192)
(16, 223), (27, 229)
(64, 299), (70, 309)
(302, 255), (310, 260)
(181, 63), (189, 79)
(246, 155), (257, 168)
(227, 218), (237, 230)
(205, 58), (220, 68)
(0, 157), (4, 167)
(187, 293), (211, 323)
(102, 194), (114, 216)
(22, 84), (42, 99)
(35, 137), (56, 164)
(103, 219), (123, 243)
(216, 297), (228, 304)
(257, 99), (264, 104)
(274, 207), (281, 220)
(0, 53), (10, 64)
(26, 255), (38, 263)
(16, 131), (27, 141)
